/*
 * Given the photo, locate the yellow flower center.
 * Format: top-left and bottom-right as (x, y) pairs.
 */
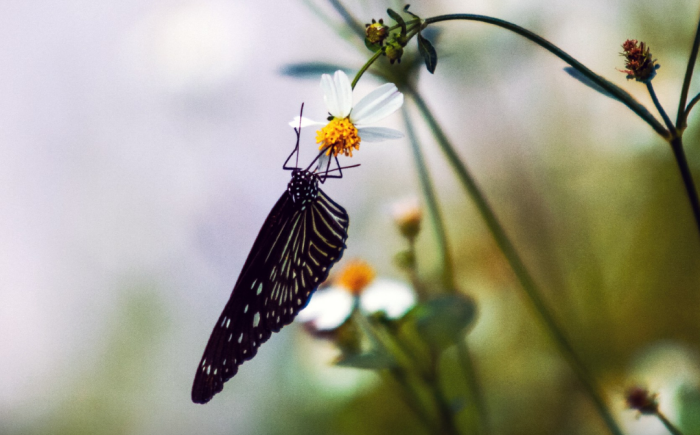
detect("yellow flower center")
(336, 259), (375, 296)
(316, 117), (361, 157)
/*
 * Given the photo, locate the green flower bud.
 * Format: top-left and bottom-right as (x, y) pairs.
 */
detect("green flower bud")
(365, 19), (389, 46)
(385, 41), (404, 64)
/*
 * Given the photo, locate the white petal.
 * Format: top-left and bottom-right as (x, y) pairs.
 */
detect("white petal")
(360, 279), (416, 319)
(350, 83), (404, 126)
(320, 73), (341, 117)
(332, 70), (352, 118)
(298, 288), (353, 330)
(316, 152), (331, 172)
(320, 71), (353, 118)
(289, 116), (325, 128)
(357, 126), (404, 142)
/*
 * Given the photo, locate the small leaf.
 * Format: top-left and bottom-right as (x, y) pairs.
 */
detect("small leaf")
(279, 63), (352, 79)
(364, 38), (381, 53)
(408, 294), (477, 351)
(563, 66), (620, 101)
(403, 4), (419, 19)
(387, 8), (406, 36)
(417, 33), (438, 74)
(335, 350), (396, 369)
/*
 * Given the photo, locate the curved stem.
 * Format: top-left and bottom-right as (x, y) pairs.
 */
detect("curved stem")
(684, 92), (700, 120)
(670, 137), (700, 238)
(423, 14), (669, 139)
(646, 82), (676, 135)
(407, 84), (624, 435)
(352, 49), (384, 89)
(656, 411), (685, 435)
(676, 12), (700, 131)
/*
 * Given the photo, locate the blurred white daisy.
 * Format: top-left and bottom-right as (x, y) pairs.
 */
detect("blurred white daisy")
(297, 259), (416, 332)
(290, 70), (404, 164)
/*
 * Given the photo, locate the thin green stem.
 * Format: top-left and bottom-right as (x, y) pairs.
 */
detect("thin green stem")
(407, 84), (624, 435)
(676, 12), (700, 131)
(384, 369), (440, 433)
(406, 238), (428, 300)
(423, 14), (669, 139)
(401, 105), (454, 290)
(670, 137), (700, 238)
(402, 106), (489, 434)
(455, 341), (490, 435)
(355, 310), (461, 435)
(685, 92), (700, 119)
(352, 49), (384, 89)
(656, 411), (685, 435)
(431, 376), (462, 435)
(647, 82), (676, 135)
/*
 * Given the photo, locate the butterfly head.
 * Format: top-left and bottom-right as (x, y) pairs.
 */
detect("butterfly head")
(287, 170), (319, 206)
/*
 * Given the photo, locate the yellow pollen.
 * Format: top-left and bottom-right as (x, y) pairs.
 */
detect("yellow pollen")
(316, 118), (361, 157)
(337, 259), (376, 296)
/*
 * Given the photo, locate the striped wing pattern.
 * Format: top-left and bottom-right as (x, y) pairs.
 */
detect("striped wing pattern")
(192, 188), (349, 404)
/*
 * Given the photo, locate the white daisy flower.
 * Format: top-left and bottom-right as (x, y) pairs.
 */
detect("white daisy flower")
(297, 259), (417, 332)
(289, 70), (404, 162)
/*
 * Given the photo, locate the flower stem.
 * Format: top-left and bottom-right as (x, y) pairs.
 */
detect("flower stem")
(351, 49), (384, 89)
(684, 92), (700, 119)
(646, 82), (676, 135)
(406, 238), (428, 300)
(656, 411), (685, 435)
(670, 136), (700, 238)
(455, 341), (489, 435)
(423, 14), (669, 139)
(407, 84), (624, 435)
(384, 369), (440, 433)
(676, 11), (700, 131)
(354, 309), (462, 435)
(401, 105), (454, 290)
(401, 106), (490, 435)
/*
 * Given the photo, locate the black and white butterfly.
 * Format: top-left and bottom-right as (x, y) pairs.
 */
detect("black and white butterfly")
(192, 106), (355, 404)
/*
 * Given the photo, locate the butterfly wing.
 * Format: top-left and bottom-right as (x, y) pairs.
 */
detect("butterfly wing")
(192, 188), (349, 404)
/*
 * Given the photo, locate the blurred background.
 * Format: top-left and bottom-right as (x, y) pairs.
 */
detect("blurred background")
(2, 0), (700, 434)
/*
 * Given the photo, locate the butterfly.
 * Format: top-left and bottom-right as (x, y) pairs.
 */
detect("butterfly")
(192, 105), (356, 404)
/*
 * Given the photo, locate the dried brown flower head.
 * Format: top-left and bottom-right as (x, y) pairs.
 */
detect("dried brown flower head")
(619, 39), (659, 82)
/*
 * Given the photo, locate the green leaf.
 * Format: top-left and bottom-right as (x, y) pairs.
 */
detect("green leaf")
(335, 350), (396, 370)
(364, 38), (381, 53)
(403, 4), (419, 19)
(409, 294), (477, 351)
(563, 67), (620, 101)
(387, 8), (406, 36)
(417, 33), (438, 74)
(279, 63), (352, 79)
